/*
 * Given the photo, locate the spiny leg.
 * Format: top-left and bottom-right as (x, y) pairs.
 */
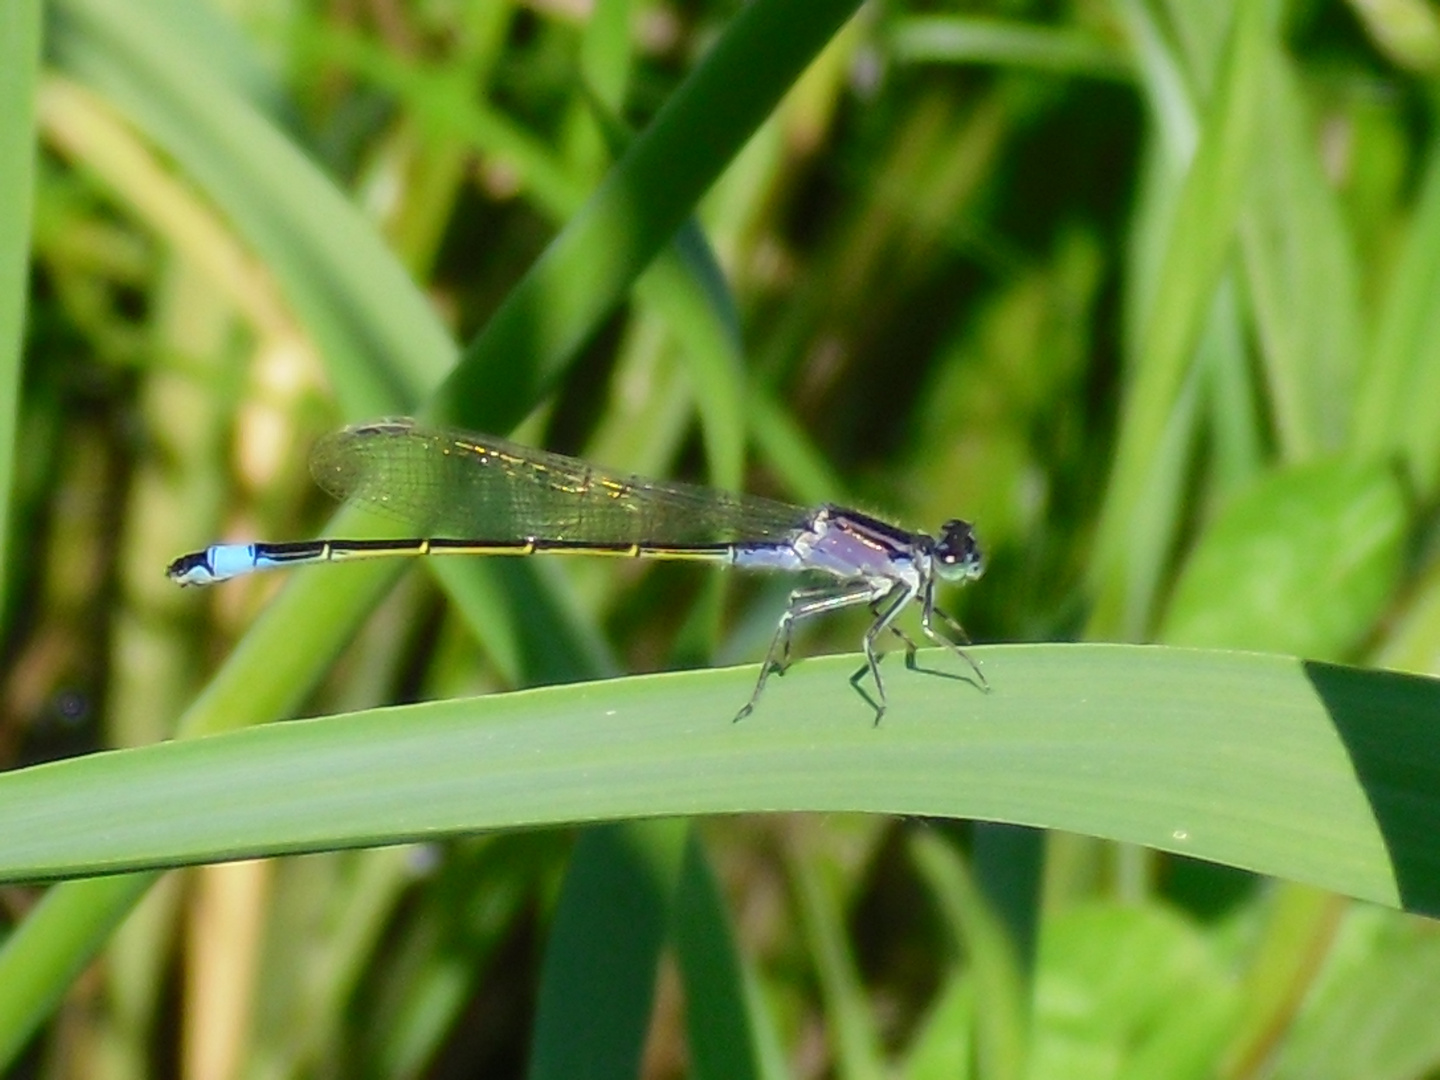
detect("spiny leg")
(769, 583), (870, 674)
(861, 598), (924, 667)
(846, 599), (923, 698)
(855, 581), (920, 723)
(920, 579), (988, 690)
(735, 580), (886, 722)
(891, 624), (925, 670)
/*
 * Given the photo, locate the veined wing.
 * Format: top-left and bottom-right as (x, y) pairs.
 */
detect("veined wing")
(309, 419), (811, 546)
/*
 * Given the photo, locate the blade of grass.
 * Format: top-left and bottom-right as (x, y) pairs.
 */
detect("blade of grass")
(901, 970), (975, 1080)
(787, 838), (886, 1080)
(1268, 924), (1440, 1079)
(1353, 136), (1440, 496)
(887, 15), (1133, 82)
(1088, 2), (1266, 638)
(0, 0), (41, 622)
(1, 645), (1436, 914)
(1238, 41), (1363, 459)
(910, 831), (1029, 1080)
(674, 831), (764, 1080)
(1214, 884), (1345, 1080)
(528, 821), (687, 1080)
(0, 874), (160, 1067)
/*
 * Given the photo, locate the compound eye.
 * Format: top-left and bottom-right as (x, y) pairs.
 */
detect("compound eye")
(934, 520), (983, 581)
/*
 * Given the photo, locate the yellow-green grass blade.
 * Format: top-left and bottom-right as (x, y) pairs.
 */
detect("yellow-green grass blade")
(887, 15), (1133, 82)
(0, 0), (41, 621)
(1, 645), (1436, 916)
(1088, 4), (1268, 638)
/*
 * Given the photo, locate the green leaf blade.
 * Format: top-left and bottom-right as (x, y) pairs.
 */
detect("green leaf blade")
(1, 646), (1434, 915)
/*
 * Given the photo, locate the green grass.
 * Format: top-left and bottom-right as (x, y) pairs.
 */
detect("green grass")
(0, 0), (39, 622)
(6, 0), (1440, 1076)
(3, 645), (1438, 914)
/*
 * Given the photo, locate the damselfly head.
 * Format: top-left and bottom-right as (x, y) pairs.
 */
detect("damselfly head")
(932, 520), (983, 582)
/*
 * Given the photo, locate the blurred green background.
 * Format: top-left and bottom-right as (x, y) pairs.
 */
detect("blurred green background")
(4, 0), (1440, 1076)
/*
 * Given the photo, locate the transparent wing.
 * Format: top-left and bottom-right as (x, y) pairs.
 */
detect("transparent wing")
(309, 419), (811, 545)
